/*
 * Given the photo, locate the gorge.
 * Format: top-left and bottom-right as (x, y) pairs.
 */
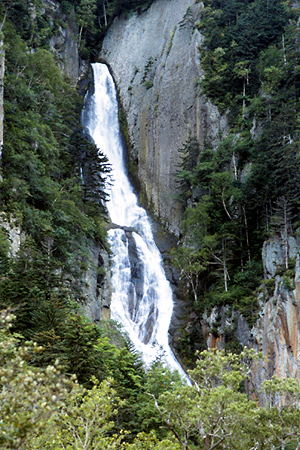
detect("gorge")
(96, 0), (300, 395)
(1, 0), (300, 405)
(3, 0), (300, 447)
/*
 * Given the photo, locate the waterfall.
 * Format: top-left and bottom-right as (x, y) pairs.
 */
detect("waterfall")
(83, 63), (186, 379)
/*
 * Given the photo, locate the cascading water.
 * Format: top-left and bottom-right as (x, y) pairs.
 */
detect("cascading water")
(83, 63), (186, 379)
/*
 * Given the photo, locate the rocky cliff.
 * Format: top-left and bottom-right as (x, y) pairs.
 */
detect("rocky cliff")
(45, 0), (111, 320)
(250, 236), (300, 393)
(98, 0), (300, 388)
(199, 234), (300, 396)
(100, 0), (227, 236)
(81, 243), (112, 322)
(4, 0), (298, 390)
(44, 0), (85, 85)
(0, 1), (110, 322)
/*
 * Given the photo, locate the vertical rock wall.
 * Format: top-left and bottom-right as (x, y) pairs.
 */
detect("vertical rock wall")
(81, 243), (112, 322)
(201, 235), (300, 397)
(249, 237), (300, 394)
(44, 0), (82, 85)
(100, 0), (227, 236)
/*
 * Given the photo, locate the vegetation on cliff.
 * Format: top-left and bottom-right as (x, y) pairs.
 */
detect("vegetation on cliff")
(0, 1), (182, 447)
(2, 0), (300, 448)
(60, 0), (157, 59)
(0, 0), (113, 335)
(0, 2), (174, 446)
(174, 0), (300, 355)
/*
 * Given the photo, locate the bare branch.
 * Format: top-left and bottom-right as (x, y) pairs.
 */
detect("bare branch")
(0, 8), (8, 33)
(221, 188), (232, 220)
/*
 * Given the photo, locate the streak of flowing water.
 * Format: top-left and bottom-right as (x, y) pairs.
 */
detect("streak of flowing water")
(83, 63), (187, 379)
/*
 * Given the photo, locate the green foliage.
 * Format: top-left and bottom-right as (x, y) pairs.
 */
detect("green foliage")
(175, 136), (200, 206)
(123, 431), (180, 450)
(198, 0), (291, 115)
(174, 1), (300, 344)
(0, 310), (77, 450)
(198, 0), (300, 220)
(107, 0), (156, 17)
(0, 227), (10, 274)
(152, 348), (263, 450)
(3, 316), (300, 450)
(52, 377), (125, 450)
(282, 275), (294, 291)
(133, 360), (184, 438)
(59, 0), (157, 60)
(77, 0), (97, 33)
(0, 6), (113, 344)
(70, 131), (112, 208)
(144, 80), (153, 89)
(174, 135), (262, 325)
(0, 312), (136, 450)
(258, 376), (300, 449)
(0, 0), (58, 50)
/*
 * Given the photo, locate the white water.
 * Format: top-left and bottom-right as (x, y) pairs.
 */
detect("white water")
(83, 63), (186, 378)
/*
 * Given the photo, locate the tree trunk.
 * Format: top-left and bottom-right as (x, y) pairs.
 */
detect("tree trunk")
(242, 206), (251, 263)
(78, 24), (83, 49)
(232, 151), (238, 180)
(222, 238), (228, 292)
(242, 79), (245, 118)
(103, 1), (107, 26)
(283, 197), (289, 269)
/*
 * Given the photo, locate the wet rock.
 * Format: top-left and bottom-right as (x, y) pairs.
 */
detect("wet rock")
(81, 243), (112, 322)
(126, 231), (145, 305)
(143, 303), (158, 344)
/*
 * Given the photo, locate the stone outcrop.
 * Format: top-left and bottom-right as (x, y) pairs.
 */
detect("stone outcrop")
(100, 0), (227, 236)
(43, 0), (85, 84)
(249, 236), (300, 393)
(201, 234), (300, 397)
(0, 215), (24, 257)
(262, 234), (299, 278)
(81, 242), (112, 322)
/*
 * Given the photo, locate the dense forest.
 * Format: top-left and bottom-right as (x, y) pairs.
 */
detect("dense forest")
(1, 0), (300, 448)
(173, 0), (300, 357)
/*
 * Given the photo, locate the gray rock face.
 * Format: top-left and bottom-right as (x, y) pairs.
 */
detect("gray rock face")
(0, 215), (24, 257)
(81, 243), (112, 322)
(43, 0), (85, 84)
(100, 0), (227, 235)
(248, 269), (300, 398)
(202, 235), (300, 400)
(262, 234), (299, 277)
(125, 231), (145, 320)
